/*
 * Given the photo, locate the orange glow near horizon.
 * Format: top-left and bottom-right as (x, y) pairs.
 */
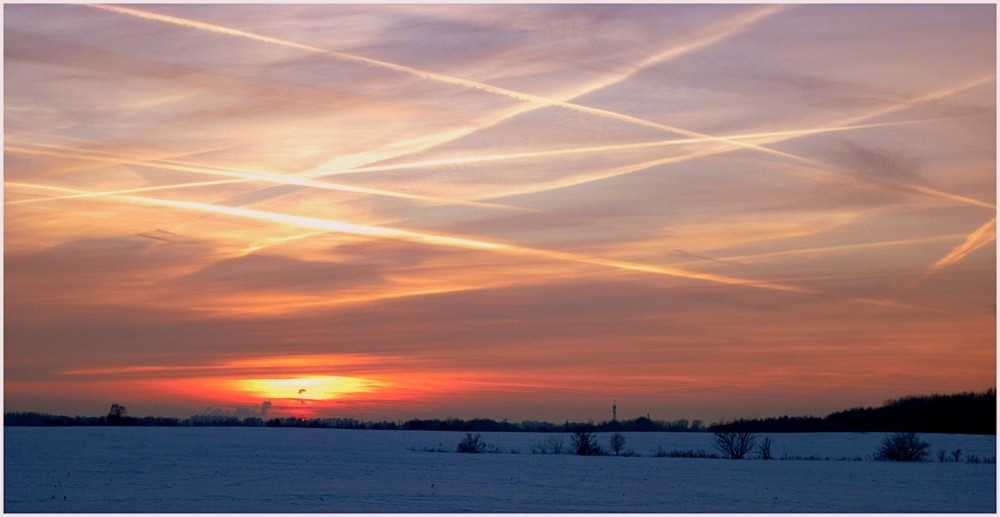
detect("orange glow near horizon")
(5, 5), (994, 422)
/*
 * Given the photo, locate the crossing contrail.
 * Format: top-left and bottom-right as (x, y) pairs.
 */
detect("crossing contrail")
(7, 118), (943, 207)
(307, 118), (940, 178)
(72, 6), (1000, 213)
(6, 181), (811, 294)
(481, 97), (996, 209)
(2, 145), (535, 213)
(88, 4), (800, 164)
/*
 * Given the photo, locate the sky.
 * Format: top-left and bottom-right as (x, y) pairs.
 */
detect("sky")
(4, 4), (996, 423)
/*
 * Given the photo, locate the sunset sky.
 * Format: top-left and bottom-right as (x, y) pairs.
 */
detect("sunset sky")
(4, 4), (996, 423)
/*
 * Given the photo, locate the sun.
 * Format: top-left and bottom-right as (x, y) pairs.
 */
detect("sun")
(228, 376), (381, 401)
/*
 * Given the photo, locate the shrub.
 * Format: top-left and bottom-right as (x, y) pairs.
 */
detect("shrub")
(713, 431), (757, 459)
(457, 433), (486, 453)
(758, 436), (773, 460)
(874, 432), (929, 462)
(571, 430), (602, 455)
(653, 447), (718, 459)
(533, 435), (566, 454)
(608, 433), (626, 456)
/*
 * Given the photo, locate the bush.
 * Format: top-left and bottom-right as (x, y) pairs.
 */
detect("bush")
(533, 435), (565, 454)
(713, 431), (757, 459)
(608, 433), (626, 456)
(758, 436), (773, 460)
(571, 430), (602, 455)
(456, 433), (503, 454)
(653, 447), (718, 459)
(874, 432), (929, 462)
(457, 433), (486, 453)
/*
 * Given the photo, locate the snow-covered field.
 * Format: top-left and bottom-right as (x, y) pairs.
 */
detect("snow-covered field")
(5, 428), (995, 512)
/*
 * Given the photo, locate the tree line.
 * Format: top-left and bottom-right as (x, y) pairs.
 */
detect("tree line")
(5, 389), (994, 433)
(709, 389), (995, 435)
(3, 411), (703, 432)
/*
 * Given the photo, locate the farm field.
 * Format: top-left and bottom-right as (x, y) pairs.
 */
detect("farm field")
(4, 428), (995, 512)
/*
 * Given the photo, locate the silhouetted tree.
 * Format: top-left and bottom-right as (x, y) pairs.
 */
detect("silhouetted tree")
(875, 432), (929, 461)
(106, 404), (133, 426)
(609, 433), (626, 456)
(571, 430), (602, 455)
(457, 433), (486, 453)
(713, 430), (757, 459)
(757, 436), (773, 460)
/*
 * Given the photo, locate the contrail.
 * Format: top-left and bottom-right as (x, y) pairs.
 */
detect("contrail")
(238, 231), (330, 256)
(865, 216), (996, 308)
(89, 4), (798, 164)
(125, 198), (807, 294)
(3, 145), (535, 213)
(850, 297), (944, 313)
(84, 4), (996, 211)
(471, 113), (992, 202)
(309, 76), (994, 208)
(905, 185), (996, 210)
(7, 118), (944, 210)
(308, 118), (940, 178)
(550, 5), (789, 101)
(177, 269), (615, 316)
(5, 178), (246, 205)
(837, 74), (995, 127)
(481, 145), (730, 200)
(922, 217), (996, 278)
(694, 233), (969, 265)
(309, 5), (784, 178)
(481, 99), (996, 209)
(7, 181), (811, 293)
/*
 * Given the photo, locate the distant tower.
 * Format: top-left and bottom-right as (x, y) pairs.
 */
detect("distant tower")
(612, 400), (617, 421)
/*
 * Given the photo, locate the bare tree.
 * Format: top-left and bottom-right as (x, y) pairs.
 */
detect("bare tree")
(874, 432), (929, 462)
(713, 431), (757, 459)
(609, 433), (626, 456)
(571, 430), (602, 455)
(533, 435), (566, 454)
(548, 435), (565, 454)
(757, 436), (773, 460)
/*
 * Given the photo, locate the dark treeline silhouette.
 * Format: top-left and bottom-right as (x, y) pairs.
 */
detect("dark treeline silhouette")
(396, 416), (703, 433)
(3, 411), (703, 432)
(4, 412), (181, 427)
(710, 390), (996, 435)
(6, 389), (994, 433)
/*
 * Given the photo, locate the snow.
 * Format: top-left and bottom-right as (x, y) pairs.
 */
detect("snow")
(4, 428), (995, 512)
